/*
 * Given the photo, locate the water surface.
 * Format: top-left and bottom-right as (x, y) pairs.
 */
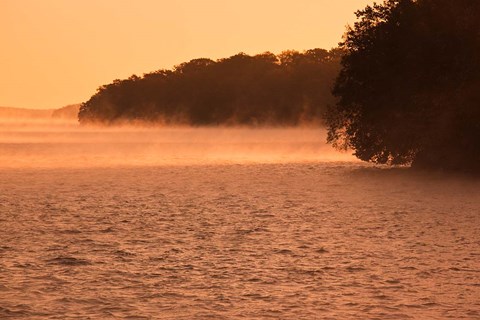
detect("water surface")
(1, 120), (479, 319)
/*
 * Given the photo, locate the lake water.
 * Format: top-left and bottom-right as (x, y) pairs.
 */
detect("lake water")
(1, 119), (479, 319)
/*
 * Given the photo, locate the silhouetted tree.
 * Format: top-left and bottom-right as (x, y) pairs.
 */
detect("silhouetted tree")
(78, 48), (341, 127)
(327, 0), (480, 172)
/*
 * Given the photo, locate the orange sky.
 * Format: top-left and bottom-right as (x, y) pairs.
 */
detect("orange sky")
(0, 0), (374, 109)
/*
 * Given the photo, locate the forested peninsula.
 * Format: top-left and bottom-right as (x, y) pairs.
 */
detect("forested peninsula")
(78, 49), (341, 126)
(79, 0), (479, 173)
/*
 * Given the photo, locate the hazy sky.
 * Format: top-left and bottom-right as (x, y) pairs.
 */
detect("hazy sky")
(1, 0), (374, 109)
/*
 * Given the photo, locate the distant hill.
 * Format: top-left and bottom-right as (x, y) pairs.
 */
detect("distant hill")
(51, 104), (81, 119)
(0, 106), (54, 118)
(0, 104), (80, 120)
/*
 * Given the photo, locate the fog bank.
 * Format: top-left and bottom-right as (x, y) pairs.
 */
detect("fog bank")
(0, 118), (355, 168)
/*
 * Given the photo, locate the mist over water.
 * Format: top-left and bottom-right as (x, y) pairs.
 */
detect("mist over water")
(0, 118), (355, 168)
(1, 117), (479, 319)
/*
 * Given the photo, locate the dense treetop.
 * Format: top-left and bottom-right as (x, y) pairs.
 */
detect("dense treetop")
(79, 49), (342, 126)
(327, 0), (480, 172)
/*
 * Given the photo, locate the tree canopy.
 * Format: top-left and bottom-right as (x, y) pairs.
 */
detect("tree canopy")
(79, 49), (341, 126)
(327, 0), (480, 173)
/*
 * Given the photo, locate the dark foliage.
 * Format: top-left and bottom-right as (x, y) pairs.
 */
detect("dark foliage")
(327, 0), (480, 173)
(79, 49), (341, 126)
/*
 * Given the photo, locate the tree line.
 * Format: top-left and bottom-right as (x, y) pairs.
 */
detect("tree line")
(327, 0), (480, 173)
(79, 49), (342, 126)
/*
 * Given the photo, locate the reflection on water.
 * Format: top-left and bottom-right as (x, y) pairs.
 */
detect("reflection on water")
(0, 118), (479, 319)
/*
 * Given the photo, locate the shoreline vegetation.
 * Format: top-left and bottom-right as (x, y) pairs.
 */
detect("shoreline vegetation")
(326, 0), (479, 173)
(78, 49), (342, 127)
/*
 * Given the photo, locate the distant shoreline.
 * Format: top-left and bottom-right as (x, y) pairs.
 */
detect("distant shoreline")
(0, 105), (80, 120)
